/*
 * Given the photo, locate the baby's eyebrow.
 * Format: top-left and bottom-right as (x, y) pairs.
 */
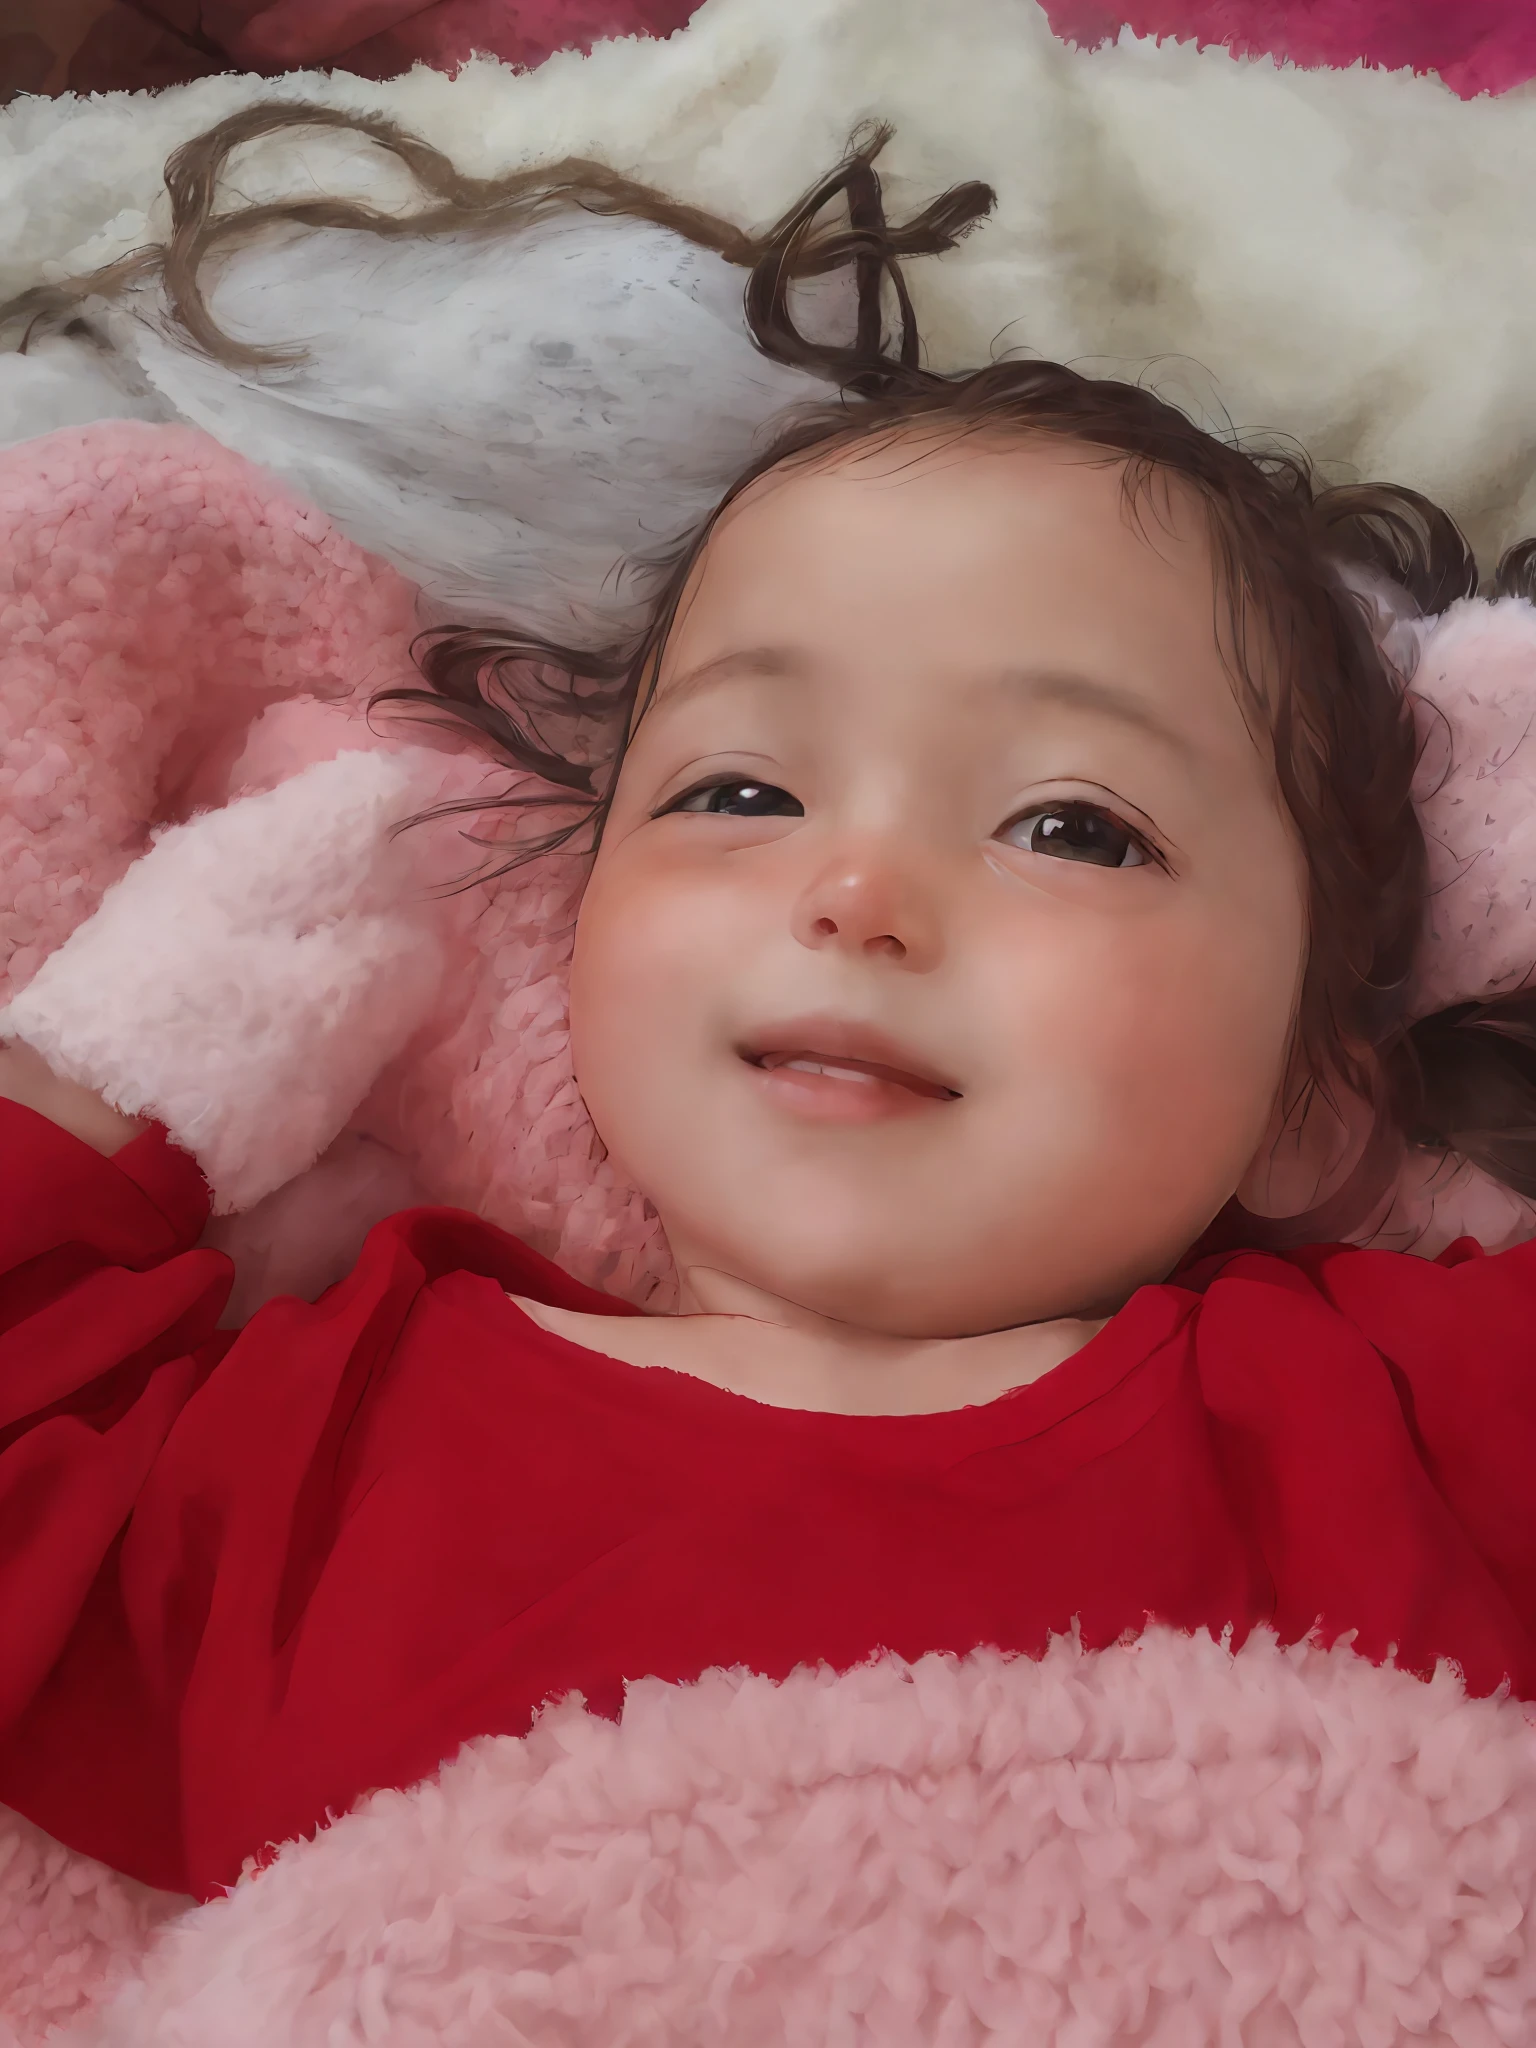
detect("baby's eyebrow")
(650, 645), (811, 714)
(997, 667), (1199, 763)
(650, 649), (1201, 767)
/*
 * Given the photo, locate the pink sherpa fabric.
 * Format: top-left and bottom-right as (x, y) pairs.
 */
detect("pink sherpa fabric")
(0, 1812), (184, 2046)
(4, 1630), (1535, 2045)
(7, 421), (1536, 2043)
(0, 424), (418, 996)
(0, 418), (674, 1318)
(1411, 598), (1536, 1017)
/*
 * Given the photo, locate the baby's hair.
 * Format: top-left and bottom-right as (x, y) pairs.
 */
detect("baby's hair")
(377, 362), (1536, 1240)
(0, 101), (992, 399)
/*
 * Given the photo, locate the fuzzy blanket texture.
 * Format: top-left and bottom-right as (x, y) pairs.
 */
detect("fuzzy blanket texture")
(11, 1632), (1536, 2047)
(5, 2), (1536, 2042)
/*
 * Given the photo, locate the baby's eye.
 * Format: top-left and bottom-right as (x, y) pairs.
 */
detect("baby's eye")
(1001, 802), (1149, 868)
(667, 779), (804, 818)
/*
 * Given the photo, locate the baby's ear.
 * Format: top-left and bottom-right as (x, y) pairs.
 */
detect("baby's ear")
(1235, 1065), (1382, 1229)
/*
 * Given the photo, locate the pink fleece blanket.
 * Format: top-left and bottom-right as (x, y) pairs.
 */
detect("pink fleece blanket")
(5, 423), (1536, 2045)
(11, 1632), (1536, 2046)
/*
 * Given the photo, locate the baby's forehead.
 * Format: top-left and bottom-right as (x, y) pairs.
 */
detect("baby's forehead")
(678, 428), (1224, 662)
(708, 426), (1216, 564)
(645, 457), (1262, 748)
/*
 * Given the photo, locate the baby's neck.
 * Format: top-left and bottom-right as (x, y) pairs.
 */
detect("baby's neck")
(511, 1286), (1107, 1416)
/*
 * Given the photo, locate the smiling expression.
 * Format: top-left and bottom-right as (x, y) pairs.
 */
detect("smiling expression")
(568, 431), (1310, 1338)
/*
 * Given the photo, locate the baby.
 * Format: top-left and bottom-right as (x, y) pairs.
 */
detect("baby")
(2, 355), (1534, 1903)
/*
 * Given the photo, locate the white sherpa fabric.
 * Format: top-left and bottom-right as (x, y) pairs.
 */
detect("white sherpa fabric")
(6, 0), (1536, 607)
(0, 750), (458, 1214)
(76, 218), (851, 646)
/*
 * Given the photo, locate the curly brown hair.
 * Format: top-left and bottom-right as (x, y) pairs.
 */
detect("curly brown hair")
(0, 99), (991, 390)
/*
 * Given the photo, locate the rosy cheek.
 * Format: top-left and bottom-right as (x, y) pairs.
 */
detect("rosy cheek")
(989, 912), (1284, 1122)
(573, 853), (709, 1029)
(603, 842), (758, 953)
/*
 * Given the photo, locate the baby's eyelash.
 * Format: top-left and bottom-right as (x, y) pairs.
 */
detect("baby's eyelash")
(659, 777), (804, 819)
(657, 783), (1161, 871)
(999, 801), (1161, 872)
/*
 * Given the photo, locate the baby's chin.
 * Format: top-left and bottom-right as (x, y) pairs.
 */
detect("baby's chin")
(600, 1062), (1232, 1331)
(650, 1154), (1215, 1335)
(654, 1221), (1077, 1338)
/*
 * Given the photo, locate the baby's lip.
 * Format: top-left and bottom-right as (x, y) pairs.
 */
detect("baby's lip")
(736, 1017), (961, 1099)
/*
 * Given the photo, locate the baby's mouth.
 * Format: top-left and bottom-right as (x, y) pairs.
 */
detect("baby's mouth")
(747, 1049), (959, 1101)
(737, 1027), (961, 1122)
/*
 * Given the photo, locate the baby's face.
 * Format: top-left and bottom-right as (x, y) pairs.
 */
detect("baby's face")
(570, 433), (1309, 1336)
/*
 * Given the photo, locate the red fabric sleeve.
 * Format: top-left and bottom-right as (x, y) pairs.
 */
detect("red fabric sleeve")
(0, 1093), (616, 1895)
(1296, 1235), (1536, 1634)
(0, 1100), (232, 1886)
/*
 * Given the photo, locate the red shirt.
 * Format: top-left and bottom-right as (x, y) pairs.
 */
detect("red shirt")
(2, 1098), (1534, 1900)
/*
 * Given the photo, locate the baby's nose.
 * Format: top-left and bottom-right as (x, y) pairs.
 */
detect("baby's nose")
(789, 850), (944, 972)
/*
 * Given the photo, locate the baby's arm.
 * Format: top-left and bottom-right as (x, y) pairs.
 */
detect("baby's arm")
(0, 750), (449, 1218)
(0, 1080), (233, 1890)
(1306, 1238), (1536, 1642)
(0, 1038), (147, 1156)
(0, 751), (452, 1886)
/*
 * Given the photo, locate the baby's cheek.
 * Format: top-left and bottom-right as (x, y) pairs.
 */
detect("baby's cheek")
(575, 846), (675, 1001)
(1027, 932), (1285, 1147)
(570, 864), (723, 1135)
(1128, 959), (1296, 1180)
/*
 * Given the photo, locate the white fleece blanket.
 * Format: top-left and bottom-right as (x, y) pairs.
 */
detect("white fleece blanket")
(6, 0), (1536, 575)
